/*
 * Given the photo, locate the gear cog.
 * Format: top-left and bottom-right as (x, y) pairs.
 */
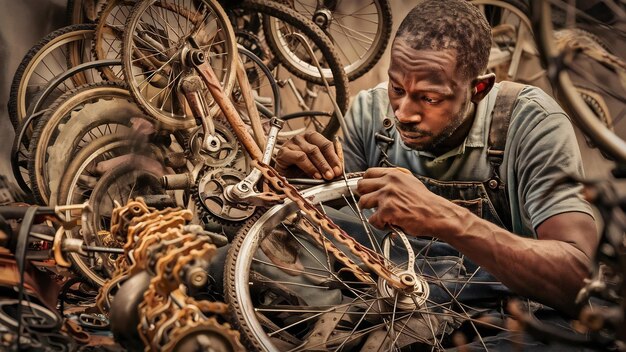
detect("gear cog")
(187, 119), (242, 168)
(193, 166), (256, 227)
(163, 316), (244, 352)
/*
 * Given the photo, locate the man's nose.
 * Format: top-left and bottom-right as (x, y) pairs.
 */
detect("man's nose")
(395, 98), (421, 124)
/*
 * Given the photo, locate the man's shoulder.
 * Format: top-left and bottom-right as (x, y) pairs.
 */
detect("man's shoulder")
(355, 81), (389, 102)
(515, 84), (566, 115)
(496, 82), (570, 130)
(348, 82), (391, 127)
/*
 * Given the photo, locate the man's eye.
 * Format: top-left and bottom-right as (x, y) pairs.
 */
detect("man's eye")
(391, 86), (405, 95)
(422, 96), (440, 104)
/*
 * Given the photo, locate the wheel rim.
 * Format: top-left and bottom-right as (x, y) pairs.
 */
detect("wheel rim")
(265, 15), (335, 80)
(15, 27), (97, 125)
(531, 0), (626, 162)
(93, 0), (135, 80)
(60, 136), (140, 286)
(472, 0), (536, 82)
(288, 0), (388, 79)
(227, 176), (511, 350)
(31, 84), (133, 205)
(122, 0), (237, 130)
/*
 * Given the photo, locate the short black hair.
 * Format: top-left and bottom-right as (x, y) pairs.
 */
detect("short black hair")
(395, 0), (492, 81)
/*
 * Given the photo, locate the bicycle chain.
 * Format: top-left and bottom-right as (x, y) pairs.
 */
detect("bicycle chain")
(96, 198), (242, 351)
(252, 160), (408, 290)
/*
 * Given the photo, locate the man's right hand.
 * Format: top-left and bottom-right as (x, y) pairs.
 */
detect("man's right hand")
(274, 131), (343, 180)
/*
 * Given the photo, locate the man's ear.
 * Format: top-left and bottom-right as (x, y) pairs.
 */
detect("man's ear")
(470, 73), (496, 103)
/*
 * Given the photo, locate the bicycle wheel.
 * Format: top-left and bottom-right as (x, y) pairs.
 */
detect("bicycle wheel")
(272, 0), (392, 82)
(55, 133), (165, 285)
(92, 0), (135, 80)
(10, 60), (123, 196)
(530, 0), (626, 162)
(8, 24), (99, 130)
(239, 0), (345, 87)
(471, 0), (545, 84)
(235, 0), (349, 137)
(122, 0), (237, 130)
(226, 175), (511, 350)
(28, 81), (140, 205)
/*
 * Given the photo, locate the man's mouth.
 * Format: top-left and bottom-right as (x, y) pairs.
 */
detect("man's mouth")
(398, 129), (429, 140)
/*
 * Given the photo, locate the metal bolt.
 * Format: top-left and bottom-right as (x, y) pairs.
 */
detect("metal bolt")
(187, 267), (208, 288)
(400, 273), (416, 288)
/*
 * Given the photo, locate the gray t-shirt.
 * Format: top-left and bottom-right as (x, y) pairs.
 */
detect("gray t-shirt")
(342, 82), (593, 238)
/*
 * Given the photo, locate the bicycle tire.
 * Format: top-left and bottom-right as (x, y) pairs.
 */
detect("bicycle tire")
(270, 0), (392, 82)
(10, 60), (123, 196)
(122, 0), (238, 131)
(92, 0), (133, 81)
(235, 0), (349, 137)
(28, 81), (137, 205)
(240, 0), (345, 86)
(530, 0), (626, 162)
(8, 24), (98, 130)
(225, 174), (511, 351)
(55, 133), (156, 286)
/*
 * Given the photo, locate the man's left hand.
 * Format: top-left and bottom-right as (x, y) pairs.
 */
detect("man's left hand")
(357, 167), (468, 237)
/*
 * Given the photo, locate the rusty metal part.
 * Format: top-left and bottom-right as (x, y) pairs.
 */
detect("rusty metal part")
(194, 57), (263, 161)
(294, 215), (372, 284)
(100, 198), (240, 350)
(187, 120), (242, 168)
(110, 199), (152, 242)
(253, 160), (407, 290)
(334, 136), (344, 168)
(172, 246), (214, 288)
(193, 167), (257, 226)
(62, 319), (89, 345)
(235, 57), (266, 150)
(53, 226), (73, 268)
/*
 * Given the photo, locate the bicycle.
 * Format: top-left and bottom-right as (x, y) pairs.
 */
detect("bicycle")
(27, 2), (525, 351)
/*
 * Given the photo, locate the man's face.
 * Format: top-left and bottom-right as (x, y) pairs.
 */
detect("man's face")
(388, 40), (473, 152)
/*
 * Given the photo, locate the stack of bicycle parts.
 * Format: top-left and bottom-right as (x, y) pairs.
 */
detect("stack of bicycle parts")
(0, 204), (90, 351)
(93, 198), (243, 351)
(9, 0), (356, 289)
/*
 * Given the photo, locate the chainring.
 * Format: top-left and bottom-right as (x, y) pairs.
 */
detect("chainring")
(163, 316), (244, 352)
(187, 119), (242, 168)
(192, 166), (256, 227)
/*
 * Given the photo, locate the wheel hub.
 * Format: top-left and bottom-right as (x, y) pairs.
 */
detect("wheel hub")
(312, 9), (332, 30)
(377, 270), (429, 310)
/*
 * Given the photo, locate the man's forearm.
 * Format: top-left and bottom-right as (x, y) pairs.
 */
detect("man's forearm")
(436, 209), (591, 316)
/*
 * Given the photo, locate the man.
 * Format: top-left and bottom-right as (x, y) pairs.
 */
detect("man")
(275, 0), (597, 328)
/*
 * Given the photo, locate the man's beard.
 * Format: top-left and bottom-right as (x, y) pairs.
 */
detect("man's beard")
(395, 100), (471, 152)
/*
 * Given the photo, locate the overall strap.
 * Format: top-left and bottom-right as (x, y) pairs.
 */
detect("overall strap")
(487, 81), (525, 169)
(485, 81), (525, 231)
